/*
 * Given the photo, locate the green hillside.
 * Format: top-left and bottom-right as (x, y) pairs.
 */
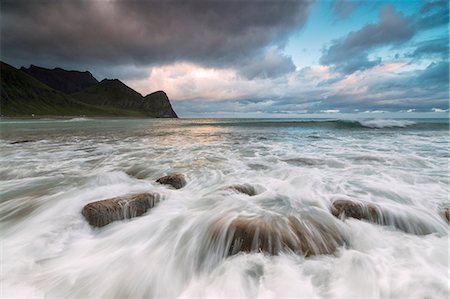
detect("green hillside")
(0, 62), (178, 118)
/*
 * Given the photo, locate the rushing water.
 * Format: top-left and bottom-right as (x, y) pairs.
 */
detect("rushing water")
(1, 117), (449, 298)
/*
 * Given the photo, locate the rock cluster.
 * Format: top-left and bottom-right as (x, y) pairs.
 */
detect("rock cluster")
(81, 174), (448, 259)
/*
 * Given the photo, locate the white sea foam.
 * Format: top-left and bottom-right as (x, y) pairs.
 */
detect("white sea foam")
(358, 119), (416, 128)
(64, 117), (91, 122)
(0, 118), (448, 298)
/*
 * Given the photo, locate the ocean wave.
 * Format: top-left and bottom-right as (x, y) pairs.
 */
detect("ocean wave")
(357, 119), (416, 128)
(191, 119), (447, 130)
(64, 117), (90, 122)
(1, 117), (448, 298)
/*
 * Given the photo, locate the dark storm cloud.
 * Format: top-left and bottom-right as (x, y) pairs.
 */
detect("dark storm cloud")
(320, 5), (415, 74)
(320, 1), (449, 74)
(1, 0), (314, 78)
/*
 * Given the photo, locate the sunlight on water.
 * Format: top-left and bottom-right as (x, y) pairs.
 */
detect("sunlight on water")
(0, 118), (448, 298)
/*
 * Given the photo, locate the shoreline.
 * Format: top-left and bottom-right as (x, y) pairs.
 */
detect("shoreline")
(0, 115), (179, 120)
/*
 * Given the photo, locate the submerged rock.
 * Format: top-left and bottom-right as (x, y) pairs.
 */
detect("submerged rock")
(441, 208), (450, 223)
(331, 200), (381, 222)
(82, 192), (160, 227)
(208, 214), (346, 257)
(10, 140), (34, 144)
(156, 173), (186, 189)
(223, 184), (258, 196)
(331, 199), (445, 235)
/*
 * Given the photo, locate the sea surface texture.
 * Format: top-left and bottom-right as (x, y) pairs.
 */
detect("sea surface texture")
(1, 118), (449, 298)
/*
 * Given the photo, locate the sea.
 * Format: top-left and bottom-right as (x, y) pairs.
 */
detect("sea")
(1, 117), (449, 298)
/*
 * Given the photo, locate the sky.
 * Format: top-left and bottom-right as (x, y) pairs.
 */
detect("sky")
(1, 0), (448, 117)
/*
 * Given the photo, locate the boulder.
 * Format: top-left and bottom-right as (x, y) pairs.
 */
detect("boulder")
(82, 192), (160, 227)
(208, 214), (345, 257)
(331, 199), (444, 235)
(331, 200), (381, 222)
(156, 173), (186, 189)
(223, 184), (257, 196)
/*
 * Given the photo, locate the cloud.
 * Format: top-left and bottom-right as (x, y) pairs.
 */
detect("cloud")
(320, 109), (340, 113)
(239, 47), (296, 79)
(320, 5), (415, 74)
(331, 0), (363, 20)
(415, 0), (449, 29)
(418, 60), (449, 84)
(1, 0), (314, 78)
(322, 61), (449, 112)
(320, 2), (448, 74)
(408, 37), (449, 59)
(420, 0), (449, 13)
(126, 58), (448, 116)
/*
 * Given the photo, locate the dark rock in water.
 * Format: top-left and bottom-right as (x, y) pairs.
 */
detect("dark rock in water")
(82, 192), (160, 227)
(156, 173), (186, 189)
(331, 200), (381, 222)
(208, 214), (345, 257)
(331, 199), (444, 235)
(441, 208), (450, 223)
(10, 140), (34, 144)
(223, 184), (258, 196)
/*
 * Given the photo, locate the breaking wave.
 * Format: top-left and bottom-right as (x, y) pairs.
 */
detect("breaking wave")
(190, 118), (447, 130)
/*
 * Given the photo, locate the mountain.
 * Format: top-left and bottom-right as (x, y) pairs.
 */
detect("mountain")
(0, 62), (111, 116)
(143, 91), (178, 118)
(21, 65), (99, 94)
(73, 79), (143, 108)
(0, 62), (178, 118)
(73, 79), (178, 117)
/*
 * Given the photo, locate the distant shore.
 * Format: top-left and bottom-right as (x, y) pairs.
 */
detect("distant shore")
(0, 116), (179, 120)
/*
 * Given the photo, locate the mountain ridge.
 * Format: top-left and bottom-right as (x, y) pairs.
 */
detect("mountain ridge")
(1, 62), (178, 118)
(20, 64), (99, 94)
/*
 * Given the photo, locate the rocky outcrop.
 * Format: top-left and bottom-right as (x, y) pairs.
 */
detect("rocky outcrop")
(82, 192), (160, 227)
(208, 214), (346, 257)
(223, 184), (258, 196)
(143, 91), (178, 118)
(73, 80), (178, 118)
(156, 173), (187, 189)
(331, 199), (445, 235)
